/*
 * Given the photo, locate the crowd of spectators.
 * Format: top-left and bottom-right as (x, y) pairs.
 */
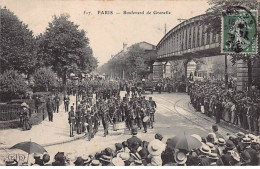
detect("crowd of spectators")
(189, 80), (260, 135)
(3, 124), (260, 166)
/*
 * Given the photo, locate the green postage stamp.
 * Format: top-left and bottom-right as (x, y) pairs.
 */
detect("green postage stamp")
(221, 7), (258, 54)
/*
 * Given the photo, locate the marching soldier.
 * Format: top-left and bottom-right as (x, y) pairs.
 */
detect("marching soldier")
(149, 97), (157, 122)
(140, 105), (148, 133)
(75, 105), (83, 134)
(64, 95), (70, 112)
(68, 106), (75, 137)
(102, 105), (110, 137)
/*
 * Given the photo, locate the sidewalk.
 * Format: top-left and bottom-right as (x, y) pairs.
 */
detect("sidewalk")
(0, 95), (85, 149)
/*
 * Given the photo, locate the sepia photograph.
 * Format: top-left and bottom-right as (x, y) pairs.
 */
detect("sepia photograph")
(0, 0), (260, 166)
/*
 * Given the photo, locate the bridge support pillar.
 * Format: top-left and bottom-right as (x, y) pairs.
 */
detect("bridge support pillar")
(237, 60), (248, 91)
(153, 62), (163, 80)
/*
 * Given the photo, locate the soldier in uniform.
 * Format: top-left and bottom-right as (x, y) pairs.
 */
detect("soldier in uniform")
(86, 107), (93, 141)
(46, 98), (54, 122)
(140, 104), (148, 133)
(75, 105), (83, 134)
(149, 97), (157, 122)
(102, 105), (110, 137)
(64, 95), (70, 112)
(214, 96), (222, 124)
(68, 106), (75, 137)
(54, 94), (60, 113)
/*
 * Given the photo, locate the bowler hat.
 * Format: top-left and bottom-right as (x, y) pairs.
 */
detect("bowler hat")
(225, 140), (235, 150)
(235, 132), (245, 138)
(240, 151), (251, 164)
(131, 127), (138, 135)
(105, 147), (113, 156)
(74, 157), (84, 166)
(115, 143), (123, 150)
(155, 133), (163, 141)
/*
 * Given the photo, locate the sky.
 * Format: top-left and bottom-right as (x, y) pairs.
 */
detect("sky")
(1, 0), (210, 66)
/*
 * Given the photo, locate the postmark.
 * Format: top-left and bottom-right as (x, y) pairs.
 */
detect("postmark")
(221, 6), (258, 54)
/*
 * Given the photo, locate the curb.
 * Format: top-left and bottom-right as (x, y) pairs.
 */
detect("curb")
(0, 132), (87, 150)
(187, 102), (255, 135)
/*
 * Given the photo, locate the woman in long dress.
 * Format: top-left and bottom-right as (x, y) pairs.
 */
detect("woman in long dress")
(21, 103), (32, 130)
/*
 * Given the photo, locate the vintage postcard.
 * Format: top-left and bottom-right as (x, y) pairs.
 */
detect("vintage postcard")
(0, 0), (259, 167)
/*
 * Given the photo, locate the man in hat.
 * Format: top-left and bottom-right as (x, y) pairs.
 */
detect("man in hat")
(149, 97), (157, 122)
(68, 106), (75, 137)
(101, 107), (110, 137)
(54, 94), (60, 113)
(46, 98), (54, 122)
(198, 144), (211, 166)
(242, 137), (258, 165)
(64, 95), (70, 112)
(212, 124), (224, 140)
(221, 140), (237, 165)
(214, 97), (222, 124)
(127, 127), (142, 152)
(74, 157), (84, 166)
(147, 139), (165, 166)
(33, 153), (44, 166)
(20, 102), (31, 130)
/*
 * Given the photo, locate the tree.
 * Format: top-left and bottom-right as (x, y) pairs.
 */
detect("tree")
(33, 67), (58, 92)
(0, 7), (37, 78)
(37, 14), (97, 91)
(0, 70), (28, 102)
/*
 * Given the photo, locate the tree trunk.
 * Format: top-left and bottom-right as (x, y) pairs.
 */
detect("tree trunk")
(63, 70), (67, 95)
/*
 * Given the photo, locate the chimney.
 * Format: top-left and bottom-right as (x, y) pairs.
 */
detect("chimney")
(123, 43), (127, 52)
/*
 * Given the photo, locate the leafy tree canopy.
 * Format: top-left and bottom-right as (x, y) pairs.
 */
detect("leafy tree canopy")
(0, 7), (37, 75)
(37, 14), (97, 80)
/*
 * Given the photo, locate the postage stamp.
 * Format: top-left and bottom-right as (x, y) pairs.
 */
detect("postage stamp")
(221, 6), (258, 54)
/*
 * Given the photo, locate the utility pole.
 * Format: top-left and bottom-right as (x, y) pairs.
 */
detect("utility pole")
(164, 24), (167, 35)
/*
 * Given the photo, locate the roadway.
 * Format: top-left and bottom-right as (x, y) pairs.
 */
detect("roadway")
(0, 92), (241, 164)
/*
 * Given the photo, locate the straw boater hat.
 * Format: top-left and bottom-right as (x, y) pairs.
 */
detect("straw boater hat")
(218, 138), (226, 146)
(111, 157), (125, 166)
(147, 139), (165, 156)
(208, 153), (218, 160)
(99, 155), (112, 163)
(241, 137), (251, 144)
(206, 142), (216, 152)
(82, 154), (91, 164)
(191, 134), (202, 142)
(117, 152), (130, 161)
(199, 144), (211, 155)
(90, 160), (101, 166)
(174, 149), (187, 165)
